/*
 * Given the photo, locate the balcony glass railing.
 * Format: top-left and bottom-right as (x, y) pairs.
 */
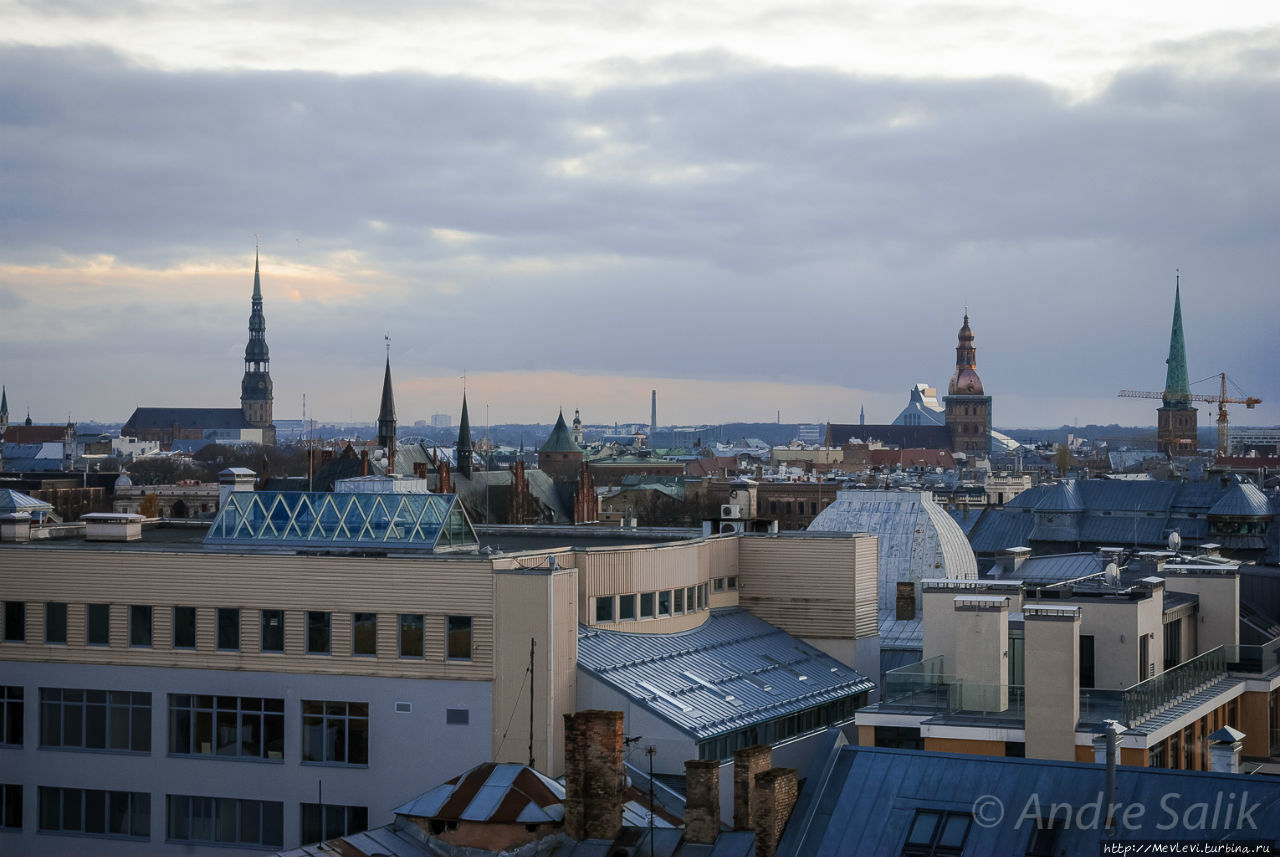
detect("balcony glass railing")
(1119, 646), (1226, 727)
(880, 656), (1024, 718)
(1225, 637), (1280, 676)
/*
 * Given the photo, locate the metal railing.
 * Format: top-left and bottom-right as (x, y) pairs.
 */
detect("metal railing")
(1225, 636), (1280, 676)
(880, 656), (1024, 717)
(1121, 646), (1226, 727)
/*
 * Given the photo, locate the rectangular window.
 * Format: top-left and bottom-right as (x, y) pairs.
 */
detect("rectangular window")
(301, 700), (368, 765)
(87, 604), (110, 646)
(686, 587), (697, 611)
(447, 616), (472, 660)
(45, 602), (68, 644)
(446, 708), (469, 725)
(727, 576), (737, 590)
(658, 590), (672, 616)
(1, 686), (23, 746)
(674, 589), (684, 614)
(1079, 635), (1095, 690)
(619, 594), (636, 620)
(640, 592), (655, 619)
(902, 809), (971, 856)
(1, 783), (20, 830)
(167, 794), (283, 848)
(260, 610), (285, 653)
(713, 578), (725, 592)
(38, 786), (149, 839)
(351, 613), (376, 656)
(595, 597), (614, 623)
(216, 608), (239, 651)
(173, 607), (197, 649)
(397, 614), (422, 658)
(168, 695), (285, 760)
(129, 605), (152, 648)
(39, 688), (150, 753)
(307, 612), (331, 655)
(300, 803), (368, 845)
(3, 602), (25, 642)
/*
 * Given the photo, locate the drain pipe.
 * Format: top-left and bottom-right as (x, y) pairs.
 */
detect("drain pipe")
(1100, 720), (1124, 835)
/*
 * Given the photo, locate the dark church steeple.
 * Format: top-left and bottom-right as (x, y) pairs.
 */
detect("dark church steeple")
(456, 394), (474, 478)
(377, 348), (397, 472)
(240, 248), (274, 437)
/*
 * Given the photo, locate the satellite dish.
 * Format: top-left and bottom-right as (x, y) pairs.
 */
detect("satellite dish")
(1105, 563), (1119, 586)
(1167, 531), (1181, 552)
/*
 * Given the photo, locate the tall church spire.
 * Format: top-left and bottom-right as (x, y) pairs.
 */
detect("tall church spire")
(456, 394), (474, 478)
(241, 248), (274, 437)
(0, 385), (8, 434)
(377, 350), (397, 464)
(1163, 275), (1192, 407)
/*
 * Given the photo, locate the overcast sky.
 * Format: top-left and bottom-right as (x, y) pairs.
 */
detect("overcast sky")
(1, 1), (1276, 431)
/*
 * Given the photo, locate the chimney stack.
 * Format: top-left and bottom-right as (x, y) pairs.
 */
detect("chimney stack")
(683, 760), (720, 844)
(438, 458), (452, 495)
(1207, 726), (1245, 774)
(563, 711), (624, 842)
(360, 449), (369, 476)
(733, 745), (771, 831)
(753, 768), (799, 857)
(895, 581), (916, 621)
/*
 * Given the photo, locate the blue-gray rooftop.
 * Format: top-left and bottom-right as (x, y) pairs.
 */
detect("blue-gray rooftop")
(577, 608), (873, 741)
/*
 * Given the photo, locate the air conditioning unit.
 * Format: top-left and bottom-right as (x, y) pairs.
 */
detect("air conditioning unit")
(719, 521), (745, 535)
(720, 504), (742, 519)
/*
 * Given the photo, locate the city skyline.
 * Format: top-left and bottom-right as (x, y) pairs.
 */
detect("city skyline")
(1, 1), (1276, 428)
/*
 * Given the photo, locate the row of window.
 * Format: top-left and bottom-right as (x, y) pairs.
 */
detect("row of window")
(5, 786), (367, 847)
(696, 693), (864, 761)
(2, 687), (466, 766)
(1, 603), (473, 660)
(595, 582), (711, 624)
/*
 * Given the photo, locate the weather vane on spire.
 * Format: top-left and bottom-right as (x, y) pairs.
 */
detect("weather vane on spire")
(385, 333), (391, 356)
(461, 369), (467, 395)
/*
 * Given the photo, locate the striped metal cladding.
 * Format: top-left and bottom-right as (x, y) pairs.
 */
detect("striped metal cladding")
(395, 762), (564, 823)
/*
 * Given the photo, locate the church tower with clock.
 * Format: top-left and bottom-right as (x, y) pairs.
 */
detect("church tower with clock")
(240, 250), (276, 444)
(943, 311), (992, 454)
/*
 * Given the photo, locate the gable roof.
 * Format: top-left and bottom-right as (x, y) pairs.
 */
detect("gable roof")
(394, 763), (564, 824)
(123, 407), (252, 431)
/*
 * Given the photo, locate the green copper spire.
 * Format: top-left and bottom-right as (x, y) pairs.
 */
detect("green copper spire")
(1163, 276), (1191, 407)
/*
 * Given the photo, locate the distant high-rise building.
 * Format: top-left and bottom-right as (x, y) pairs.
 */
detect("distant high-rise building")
(431, 413), (452, 429)
(1157, 280), (1198, 456)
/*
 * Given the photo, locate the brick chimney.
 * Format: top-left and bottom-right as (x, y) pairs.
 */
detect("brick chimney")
(360, 449), (369, 476)
(753, 768), (799, 857)
(511, 460), (530, 524)
(895, 581), (916, 621)
(733, 745), (771, 831)
(413, 461), (429, 479)
(438, 458), (452, 495)
(683, 760), (720, 844)
(563, 710), (624, 842)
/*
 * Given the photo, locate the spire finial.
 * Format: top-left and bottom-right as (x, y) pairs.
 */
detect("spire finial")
(461, 369), (467, 395)
(385, 332), (391, 358)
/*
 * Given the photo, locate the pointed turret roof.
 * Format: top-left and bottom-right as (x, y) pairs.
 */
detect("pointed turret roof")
(457, 395), (473, 453)
(541, 409), (582, 453)
(1, 385), (8, 420)
(1163, 279), (1192, 407)
(378, 356), (396, 425)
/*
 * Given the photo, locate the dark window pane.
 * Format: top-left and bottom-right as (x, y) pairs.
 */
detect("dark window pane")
(640, 593), (655, 618)
(109, 790), (129, 834)
(398, 614), (422, 657)
(307, 612), (330, 654)
(84, 789), (105, 834)
(45, 602), (68, 644)
(261, 610), (285, 652)
(215, 797), (237, 842)
(907, 811), (939, 845)
(40, 787), (59, 830)
(262, 802), (283, 847)
(129, 605), (153, 647)
(619, 594), (636, 620)
(87, 604), (110, 645)
(3, 601), (24, 642)
(348, 717), (369, 764)
(595, 597), (613, 622)
(300, 803), (321, 844)
(174, 607), (197, 648)
(446, 616), (472, 660)
(217, 608), (240, 651)
(353, 612), (376, 656)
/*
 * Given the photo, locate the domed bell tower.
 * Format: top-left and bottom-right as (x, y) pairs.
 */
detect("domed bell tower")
(943, 311), (992, 454)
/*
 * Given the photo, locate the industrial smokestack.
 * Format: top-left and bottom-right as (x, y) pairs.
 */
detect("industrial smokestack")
(650, 390), (657, 437)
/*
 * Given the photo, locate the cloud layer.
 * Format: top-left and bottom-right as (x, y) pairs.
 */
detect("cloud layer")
(1, 26), (1276, 427)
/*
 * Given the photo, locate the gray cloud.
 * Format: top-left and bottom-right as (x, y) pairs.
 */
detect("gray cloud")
(0, 36), (1276, 425)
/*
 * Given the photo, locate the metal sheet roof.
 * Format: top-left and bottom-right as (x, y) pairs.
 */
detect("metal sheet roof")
(577, 608), (873, 740)
(776, 746), (1280, 857)
(1210, 481), (1273, 517)
(1009, 552), (1104, 584)
(808, 490), (977, 632)
(394, 763), (564, 824)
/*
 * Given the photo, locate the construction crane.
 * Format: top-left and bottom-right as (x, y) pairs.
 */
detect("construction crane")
(1118, 372), (1261, 456)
